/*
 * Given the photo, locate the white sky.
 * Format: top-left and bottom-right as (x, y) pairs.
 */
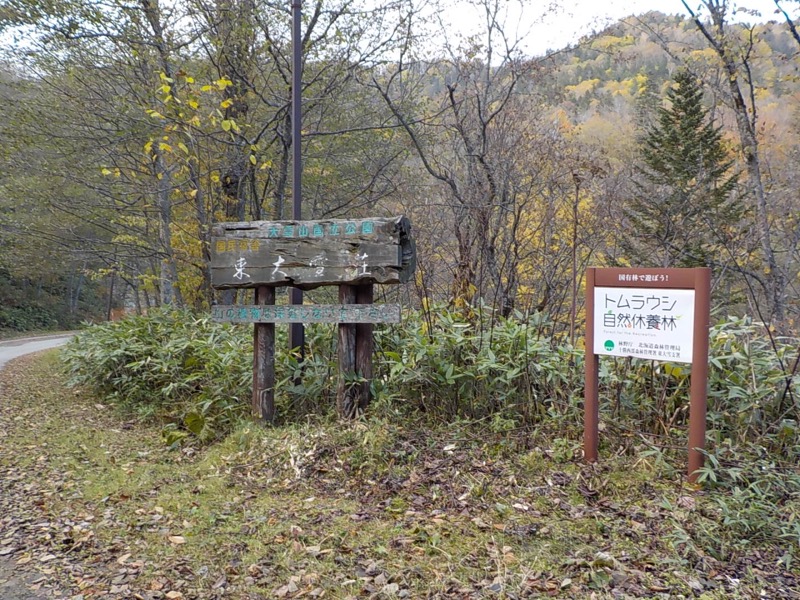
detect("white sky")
(443, 0), (798, 56)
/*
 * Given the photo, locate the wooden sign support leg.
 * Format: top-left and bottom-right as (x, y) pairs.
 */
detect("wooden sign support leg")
(356, 284), (374, 411)
(584, 267), (599, 462)
(253, 285), (276, 422)
(337, 285), (359, 418)
(688, 268), (711, 483)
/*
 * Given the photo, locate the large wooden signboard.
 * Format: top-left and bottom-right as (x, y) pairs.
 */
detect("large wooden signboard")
(584, 267), (711, 482)
(211, 216), (415, 290)
(211, 216), (415, 423)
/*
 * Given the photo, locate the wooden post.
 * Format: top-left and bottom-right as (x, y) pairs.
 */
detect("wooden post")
(356, 284), (374, 411)
(337, 284), (358, 418)
(688, 268), (711, 482)
(584, 267), (599, 463)
(253, 286), (276, 422)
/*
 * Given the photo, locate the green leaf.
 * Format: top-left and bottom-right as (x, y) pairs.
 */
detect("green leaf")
(184, 412), (206, 436)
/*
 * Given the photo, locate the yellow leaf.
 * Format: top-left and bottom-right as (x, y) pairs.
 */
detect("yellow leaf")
(221, 120), (232, 132)
(185, 76), (194, 83)
(220, 98), (233, 109)
(159, 142), (172, 152)
(178, 142), (189, 154)
(188, 99), (199, 110)
(215, 77), (232, 90)
(201, 85), (213, 92)
(249, 154), (257, 165)
(144, 141), (153, 154)
(210, 172), (220, 183)
(101, 168), (112, 175)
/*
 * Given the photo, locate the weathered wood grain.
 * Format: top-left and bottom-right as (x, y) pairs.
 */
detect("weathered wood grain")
(252, 286), (275, 423)
(337, 285), (359, 419)
(211, 303), (401, 323)
(355, 284), (374, 411)
(210, 216), (415, 289)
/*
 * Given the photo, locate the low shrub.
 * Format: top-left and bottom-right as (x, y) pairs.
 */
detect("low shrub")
(63, 308), (799, 455)
(374, 305), (583, 425)
(0, 304), (59, 331)
(63, 309), (253, 442)
(668, 440), (800, 565)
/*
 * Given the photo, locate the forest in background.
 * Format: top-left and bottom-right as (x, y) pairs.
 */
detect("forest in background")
(1, 0), (800, 336)
(2, 3), (800, 584)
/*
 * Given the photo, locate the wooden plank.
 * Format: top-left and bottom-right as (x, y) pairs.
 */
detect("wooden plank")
(210, 264), (404, 290)
(211, 241), (401, 268)
(212, 216), (410, 245)
(210, 216), (416, 290)
(355, 284), (374, 411)
(211, 303), (401, 323)
(337, 285), (359, 419)
(253, 286), (275, 423)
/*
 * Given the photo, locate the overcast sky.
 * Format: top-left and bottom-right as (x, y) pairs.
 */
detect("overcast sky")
(443, 0), (797, 56)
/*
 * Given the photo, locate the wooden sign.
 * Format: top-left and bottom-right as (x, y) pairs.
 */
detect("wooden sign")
(211, 216), (416, 289)
(210, 215), (416, 424)
(584, 267), (711, 483)
(211, 303), (400, 324)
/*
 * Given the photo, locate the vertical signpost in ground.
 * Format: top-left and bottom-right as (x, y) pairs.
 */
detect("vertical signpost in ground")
(584, 268), (711, 482)
(290, 0), (304, 358)
(210, 216), (415, 422)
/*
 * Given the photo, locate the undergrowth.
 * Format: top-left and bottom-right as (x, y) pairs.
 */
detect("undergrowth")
(60, 308), (800, 568)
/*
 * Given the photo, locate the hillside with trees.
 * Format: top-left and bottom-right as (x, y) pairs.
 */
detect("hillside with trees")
(1, 1), (800, 333)
(1, 3), (800, 596)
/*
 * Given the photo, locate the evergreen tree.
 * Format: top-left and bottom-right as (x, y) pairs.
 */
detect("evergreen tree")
(623, 70), (741, 268)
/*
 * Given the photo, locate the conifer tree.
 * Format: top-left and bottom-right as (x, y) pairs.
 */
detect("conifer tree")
(623, 69), (740, 268)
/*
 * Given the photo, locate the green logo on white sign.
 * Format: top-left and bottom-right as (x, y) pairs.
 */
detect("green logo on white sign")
(604, 340), (615, 352)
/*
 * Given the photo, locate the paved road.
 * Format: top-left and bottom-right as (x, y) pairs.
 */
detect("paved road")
(0, 334), (74, 371)
(0, 333), (75, 598)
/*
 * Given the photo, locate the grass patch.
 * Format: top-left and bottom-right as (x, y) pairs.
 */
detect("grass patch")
(0, 351), (797, 599)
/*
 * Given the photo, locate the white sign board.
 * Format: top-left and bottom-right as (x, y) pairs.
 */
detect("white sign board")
(593, 287), (695, 363)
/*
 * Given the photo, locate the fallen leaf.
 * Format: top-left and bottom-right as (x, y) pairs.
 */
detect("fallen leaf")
(382, 582), (400, 594)
(168, 536), (186, 545)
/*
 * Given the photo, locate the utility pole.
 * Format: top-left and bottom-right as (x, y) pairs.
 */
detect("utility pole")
(289, 0), (305, 356)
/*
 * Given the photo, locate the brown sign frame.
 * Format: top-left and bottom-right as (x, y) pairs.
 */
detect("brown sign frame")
(584, 267), (711, 482)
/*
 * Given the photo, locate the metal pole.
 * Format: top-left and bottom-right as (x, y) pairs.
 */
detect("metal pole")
(289, 0), (305, 356)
